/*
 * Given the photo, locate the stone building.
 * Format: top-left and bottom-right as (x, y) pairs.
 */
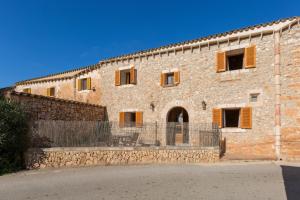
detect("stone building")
(13, 17), (300, 160)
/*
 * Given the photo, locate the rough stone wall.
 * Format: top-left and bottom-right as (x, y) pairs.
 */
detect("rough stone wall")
(99, 34), (277, 159)
(75, 70), (101, 104)
(280, 23), (300, 160)
(6, 91), (106, 121)
(25, 147), (219, 169)
(14, 70), (101, 105)
(15, 78), (76, 101)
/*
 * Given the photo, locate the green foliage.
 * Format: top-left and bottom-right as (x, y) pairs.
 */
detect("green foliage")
(0, 99), (29, 175)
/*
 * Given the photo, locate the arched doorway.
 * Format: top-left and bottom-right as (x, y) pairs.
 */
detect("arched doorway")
(166, 107), (189, 145)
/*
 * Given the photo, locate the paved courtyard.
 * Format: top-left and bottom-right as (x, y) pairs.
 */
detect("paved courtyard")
(0, 162), (299, 200)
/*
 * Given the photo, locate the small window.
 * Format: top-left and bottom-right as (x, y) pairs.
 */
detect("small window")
(120, 69), (135, 85)
(81, 78), (88, 90)
(250, 93), (259, 102)
(226, 49), (244, 71)
(23, 88), (31, 94)
(49, 87), (55, 97)
(223, 109), (240, 128)
(124, 112), (136, 127)
(165, 72), (174, 86)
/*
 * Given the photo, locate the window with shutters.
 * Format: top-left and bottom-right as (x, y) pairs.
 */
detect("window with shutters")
(47, 87), (55, 97)
(119, 111), (143, 128)
(23, 88), (31, 94)
(161, 71), (180, 87)
(213, 107), (252, 129)
(116, 67), (136, 86)
(78, 78), (91, 91)
(216, 45), (256, 73)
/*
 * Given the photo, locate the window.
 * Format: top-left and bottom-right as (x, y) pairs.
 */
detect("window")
(165, 73), (174, 86)
(216, 45), (256, 73)
(77, 78), (91, 91)
(119, 111), (143, 127)
(23, 88), (31, 94)
(227, 49), (244, 71)
(250, 93), (259, 102)
(47, 87), (55, 97)
(161, 71), (180, 87)
(223, 109), (240, 128)
(212, 107), (252, 129)
(115, 67), (136, 86)
(124, 112), (136, 127)
(120, 69), (134, 85)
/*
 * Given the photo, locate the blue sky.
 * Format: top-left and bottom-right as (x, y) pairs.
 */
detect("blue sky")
(0, 0), (299, 87)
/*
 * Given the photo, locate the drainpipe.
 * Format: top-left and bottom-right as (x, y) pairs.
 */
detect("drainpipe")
(274, 31), (281, 160)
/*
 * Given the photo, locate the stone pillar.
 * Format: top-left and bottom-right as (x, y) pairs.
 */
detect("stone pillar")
(274, 31), (281, 160)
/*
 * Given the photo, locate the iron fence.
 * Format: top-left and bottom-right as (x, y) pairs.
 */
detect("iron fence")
(30, 120), (221, 148)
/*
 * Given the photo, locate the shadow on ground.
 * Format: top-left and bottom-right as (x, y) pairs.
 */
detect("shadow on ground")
(281, 165), (300, 200)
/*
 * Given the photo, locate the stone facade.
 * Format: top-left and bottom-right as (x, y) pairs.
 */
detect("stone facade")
(25, 147), (219, 169)
(280, 23), (300, 160)
(5, 91), (106, 121)
(13, 17), (300, 160)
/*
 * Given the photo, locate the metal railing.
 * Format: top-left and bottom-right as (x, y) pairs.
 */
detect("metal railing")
(30, 120), (221, 148)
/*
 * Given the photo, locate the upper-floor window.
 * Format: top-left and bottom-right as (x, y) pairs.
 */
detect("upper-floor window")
(161, 71), (180, 87)
(23, 88), (31, 94)
(77, 78), (91, 91)
(216, 45), (256, 73)
(47, 87), (55, 97)
(115, 66), (136, 86)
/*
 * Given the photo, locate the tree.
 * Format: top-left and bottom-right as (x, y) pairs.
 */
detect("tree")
(0, 99), (29, 175)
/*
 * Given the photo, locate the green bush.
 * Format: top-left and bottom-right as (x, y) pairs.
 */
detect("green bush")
(0, 99), (29, 175)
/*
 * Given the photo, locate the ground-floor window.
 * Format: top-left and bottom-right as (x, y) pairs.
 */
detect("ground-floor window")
(223, 109), (240, 128)
(213, 107), (252, 129)
(119, 111), (143, 128)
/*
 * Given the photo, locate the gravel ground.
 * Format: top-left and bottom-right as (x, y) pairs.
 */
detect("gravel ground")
(0, 162), (299, 200)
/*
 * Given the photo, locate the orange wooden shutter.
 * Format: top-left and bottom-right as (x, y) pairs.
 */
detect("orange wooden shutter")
(47, 88), (50, 96)
(174, 71), (180, 85)
(77, 79), (82, 91)
(240, 107), (252, 129)
(87, 78), (92, 90)
(245, 45), (256, 68)
(216, 52), (226, 72)
(136, 112), (143, 127)
(119, 112), (125, 128)
(160, 73), (165, 86)
(115, 70), (121, 86)
(212, 108), (222, 128)
(130, 67), (136, 84)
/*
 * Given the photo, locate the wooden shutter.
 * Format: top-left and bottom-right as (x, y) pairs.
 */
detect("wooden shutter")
(212, 108), (222, 128)
(47, 88), (50, 96)
(115, 70), (121, 86)
(160, 73), (165, 86)
(119, 112), (125, 128)
(216, 52), (226, 72)
(77, 79), (82, 91)
(87, 78), (92, 90)
(174, 71), (180, 85)
(240, 107), (252, 129)
(130, 67), (136, 84)
(136, 112), (143, 127)
(245, 45), (256, 68)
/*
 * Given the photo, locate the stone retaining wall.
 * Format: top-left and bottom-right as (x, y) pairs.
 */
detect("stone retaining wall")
(4, 91), (106, 121)
(25, 147), (220, 169)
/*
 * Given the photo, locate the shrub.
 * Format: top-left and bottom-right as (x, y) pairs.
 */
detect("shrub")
(0, 99), (29, 175)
